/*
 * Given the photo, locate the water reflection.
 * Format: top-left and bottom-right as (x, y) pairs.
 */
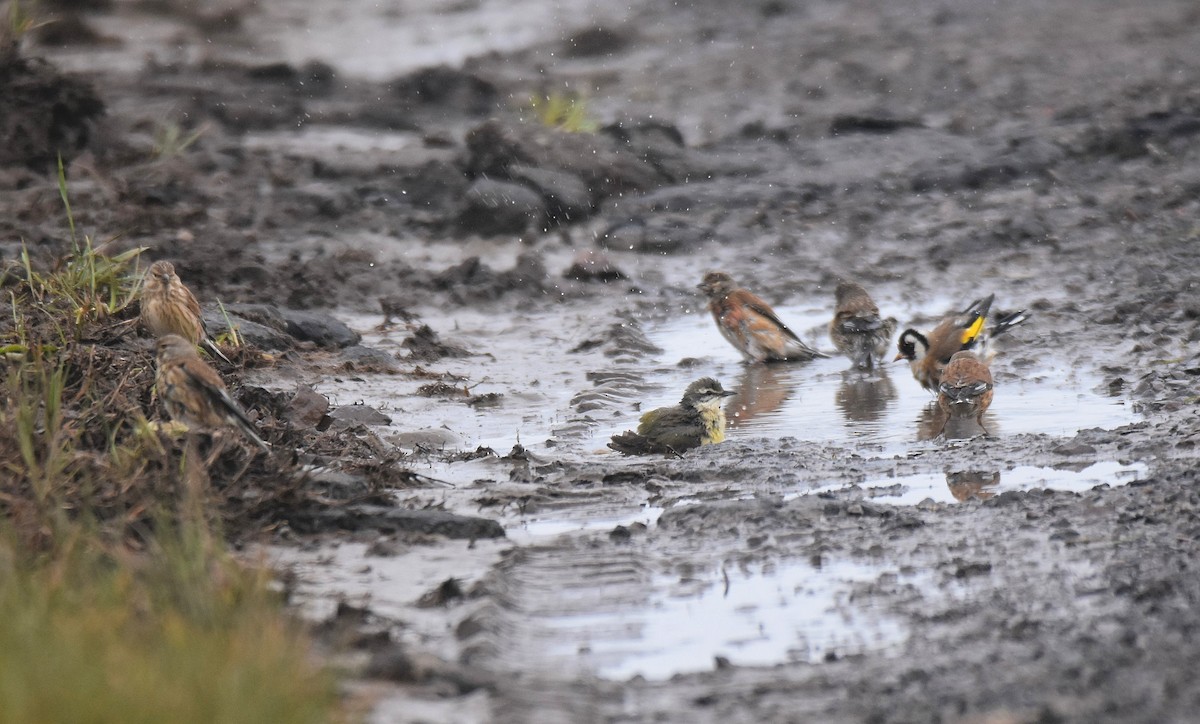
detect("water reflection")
(945, 470), (1001, 501)
(725, 363), (794, 427)
(915, 402), (997, 440)
(835, 369), (897, 424)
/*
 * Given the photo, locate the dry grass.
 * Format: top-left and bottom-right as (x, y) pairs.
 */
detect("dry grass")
(0, 168), (343, 723)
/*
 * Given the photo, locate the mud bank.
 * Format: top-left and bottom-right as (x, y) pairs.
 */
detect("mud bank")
(5, 0), (1200, 721)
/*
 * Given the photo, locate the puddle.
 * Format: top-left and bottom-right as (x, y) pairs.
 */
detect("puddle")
(794, 460), (1148, 505)
(507, 505), (665, 544)
(301, 302), (1140, 489)
(543, 558), (915, 680)
(640, 307), (1139, 456)
(243, 127), (422, 154)
(245, 0), (634, 81)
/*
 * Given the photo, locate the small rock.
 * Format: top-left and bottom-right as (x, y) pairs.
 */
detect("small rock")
(287, 384), (329, 428)
(203, 309), (294, 350)
(223, 303), (289, 332)
(341, 345), (403, 373)
(281, 309), (361, 348)
(329, 404), (392, 426)
(416, 578), (466, 608)
(458, 178), (545, 235)
(564, 250), (627, 282)
(507, 164), (593, 221)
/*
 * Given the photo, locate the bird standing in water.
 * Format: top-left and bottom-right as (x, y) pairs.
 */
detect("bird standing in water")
(141, 260), (231, 363)
(895, 294), (1026, 391)
(936, 350), (994, 435)
(698, 271), (827, 363)
(609, 377), (735, 456)
(830, 279), (896, 371)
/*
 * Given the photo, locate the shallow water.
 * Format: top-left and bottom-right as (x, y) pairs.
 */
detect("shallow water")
(640, 306), (1138, 457)
(542, 557), (917, 680)
(792, 460), (1149, 505)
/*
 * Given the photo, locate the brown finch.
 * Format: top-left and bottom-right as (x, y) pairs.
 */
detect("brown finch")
(829, 279), (896, 372)
(936, 350), (994, 435)
(155, 334), (269, 451)
(698, 271), (828, 363)
(141, 260), (231, 364)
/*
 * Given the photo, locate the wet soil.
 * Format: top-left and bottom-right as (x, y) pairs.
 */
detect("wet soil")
(7, 0), (1200, 721)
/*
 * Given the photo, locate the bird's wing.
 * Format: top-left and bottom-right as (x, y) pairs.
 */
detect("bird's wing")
(185, 363), (269, 449)
(739, 291), (803, 343)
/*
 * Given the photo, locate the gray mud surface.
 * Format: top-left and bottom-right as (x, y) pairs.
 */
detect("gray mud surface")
(7, 0), (1200, 721)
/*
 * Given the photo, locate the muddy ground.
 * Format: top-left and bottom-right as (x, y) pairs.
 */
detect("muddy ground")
(5, 0), (1200, 721)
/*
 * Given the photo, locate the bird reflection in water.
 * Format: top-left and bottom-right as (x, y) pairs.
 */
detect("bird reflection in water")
(946, 470), (1001, 501)
(724, 363), (794, 427)
(916, 403), (998, 440)
(835, 368), (897, 424)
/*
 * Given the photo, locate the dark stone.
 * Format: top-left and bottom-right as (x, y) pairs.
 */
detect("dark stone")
(202, 309), (294, 351)
(391, 65), (498, 116)
(561, 26), (630, 57)
(280, 309), (361, 348)
(403, 324), (471, 361)
(224, 303), (288, 332)
(340, 345), (403, 373)
(458, 178), (545, 235)
(507, 163), (593, 221)
(564, 250), (627, 282)
(329, 404), (392, 426)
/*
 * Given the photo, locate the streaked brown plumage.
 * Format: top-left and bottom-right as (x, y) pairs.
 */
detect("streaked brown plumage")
(141, 260), (230, 364)
(698, 271), (827, 363)
(936, 350), (994, 434)
(155, 334), (269, 451)
(829, 280), (896, 371)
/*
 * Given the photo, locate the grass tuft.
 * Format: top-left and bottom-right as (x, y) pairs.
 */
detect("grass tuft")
(0, 171), (342, 723)
(528, 90), (599, 133)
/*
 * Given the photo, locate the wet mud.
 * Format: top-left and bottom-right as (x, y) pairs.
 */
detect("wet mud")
(7, 0), (1200, 721)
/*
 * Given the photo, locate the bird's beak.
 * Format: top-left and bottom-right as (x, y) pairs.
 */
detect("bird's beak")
(893, 353), (905, 362)
(721, 390), (736, 397)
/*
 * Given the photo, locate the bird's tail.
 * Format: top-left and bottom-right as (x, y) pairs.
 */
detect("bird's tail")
(990, 309), (1030, 339)
(203, 337), (233, 365)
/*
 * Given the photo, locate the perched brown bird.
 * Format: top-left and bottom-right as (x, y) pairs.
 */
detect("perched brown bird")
(141, 260), (231, 364)
(829, 280), (896, 371)
(936, 350), (994, 434)
(698, 271), (827, 363)
(609, 377), (735, 456)
(895, 294), (1027, 391)
(155, 334), (269, 451)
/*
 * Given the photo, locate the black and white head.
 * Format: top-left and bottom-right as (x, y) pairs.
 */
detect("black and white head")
(681, 377), (736, 409)
(895, 328), (930, 363)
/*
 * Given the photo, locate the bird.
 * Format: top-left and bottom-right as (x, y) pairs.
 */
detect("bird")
(141, 260), (231, 364)
(894, 294), (1027, 391)
(697, 271), (828, 363)
(936, 350), (994, 434)
(155, 334), (269, 452)
(608, 377), (735, 456)
(829, 279), (897, 371)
